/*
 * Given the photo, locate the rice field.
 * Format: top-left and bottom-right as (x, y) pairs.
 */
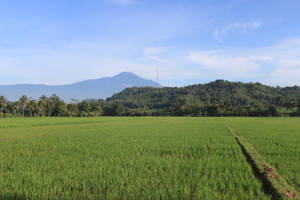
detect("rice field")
(227, 117), (300, 193)
(0, 117), (298, 199)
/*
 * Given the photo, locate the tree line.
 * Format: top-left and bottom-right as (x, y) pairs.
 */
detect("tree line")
(0, 95), (103, 117)
(0, 80), (300, 117)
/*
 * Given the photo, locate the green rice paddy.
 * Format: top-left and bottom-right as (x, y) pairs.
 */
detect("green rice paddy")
(0, 117), (299, 199)
(227, 118), (300, 193)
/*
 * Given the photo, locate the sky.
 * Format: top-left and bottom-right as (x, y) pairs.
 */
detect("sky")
(0, 0), (300, 86)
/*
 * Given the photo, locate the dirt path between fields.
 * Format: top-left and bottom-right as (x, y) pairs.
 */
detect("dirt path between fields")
(225, 123), (299, 200)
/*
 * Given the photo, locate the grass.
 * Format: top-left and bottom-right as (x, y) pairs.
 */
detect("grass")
(0, 117), (271, 199)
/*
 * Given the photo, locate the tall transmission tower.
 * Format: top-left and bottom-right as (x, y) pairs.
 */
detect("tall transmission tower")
(156, 69), (159, 87)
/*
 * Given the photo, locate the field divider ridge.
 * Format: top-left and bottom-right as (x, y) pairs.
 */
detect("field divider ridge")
(225, 122), (299, 200)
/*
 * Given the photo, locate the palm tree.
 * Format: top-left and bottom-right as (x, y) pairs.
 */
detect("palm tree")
(38, 95), (48, 117)
(11, 102), (19, 117)
(27, 100), (37, 117)
(19, 95), (28, 117)
(36, 104), (43, 117)
(0, 96), (8, 113)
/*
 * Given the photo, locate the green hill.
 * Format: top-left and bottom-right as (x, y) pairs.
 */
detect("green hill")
(106, 80), (300, 116)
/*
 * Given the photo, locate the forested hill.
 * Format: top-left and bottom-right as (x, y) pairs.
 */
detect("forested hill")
(106, 80), (300, 116)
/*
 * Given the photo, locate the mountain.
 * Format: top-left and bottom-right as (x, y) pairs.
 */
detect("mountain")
(0, 72), (161, 101)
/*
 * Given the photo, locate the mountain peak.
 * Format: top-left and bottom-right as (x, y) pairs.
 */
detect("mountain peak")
(114, 72), (138, 77)
(0, 72), (160, 101)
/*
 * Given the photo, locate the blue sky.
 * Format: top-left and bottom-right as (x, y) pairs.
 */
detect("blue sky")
(0, 0), (300, 86)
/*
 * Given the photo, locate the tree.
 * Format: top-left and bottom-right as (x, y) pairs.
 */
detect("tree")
(38, 95), (49, 117)
(36, 104), (43, 117)
(48, 94), (67, 116)
(56, 101), (67, 116)
(11, 102), (20, 117)
(206, 105), (219, 116)
(286, 96), (298, 110)
(27, 100), (37, 117)
(252, 102), (266, 116)
(275, 96), (285, 107)
(103, 103), (126, 116)
(67, 103), (79, 116)
(266, 105), (279, 116)
(112, 103), (126, 116)
(78, 101), (91, 116)
(90, 101), (103, 116)
(0, 96), (8, 113)
(19, 95), (29, 117)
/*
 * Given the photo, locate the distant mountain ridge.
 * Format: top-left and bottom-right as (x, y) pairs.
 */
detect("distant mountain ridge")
(0, 72), (161, 101)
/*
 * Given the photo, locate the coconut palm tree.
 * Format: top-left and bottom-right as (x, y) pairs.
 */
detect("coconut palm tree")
(11, 102), (20, 117)
(27, 100), (37, 117)
(0, 96), (8, 113)
(19, 95), (28, 117)
(36, 104), (43, 117)
(38, 95), (48, 117)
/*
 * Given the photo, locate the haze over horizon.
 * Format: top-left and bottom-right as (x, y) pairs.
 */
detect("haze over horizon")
(1, 71), (299, 88)
(1, 0), (300, 87)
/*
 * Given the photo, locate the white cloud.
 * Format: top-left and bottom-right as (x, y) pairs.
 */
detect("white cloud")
(248, 38), (300, 85)
(144, 47), (165, 55)
(187, 51), (260, 77)
(214, 21), (262, 42)
(1, 36), (300, 87)
(267, 64), (300, 86)
(249, 56), (273, 62)
(188, 38), (300, 86)
(143, 46), (169, 63)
